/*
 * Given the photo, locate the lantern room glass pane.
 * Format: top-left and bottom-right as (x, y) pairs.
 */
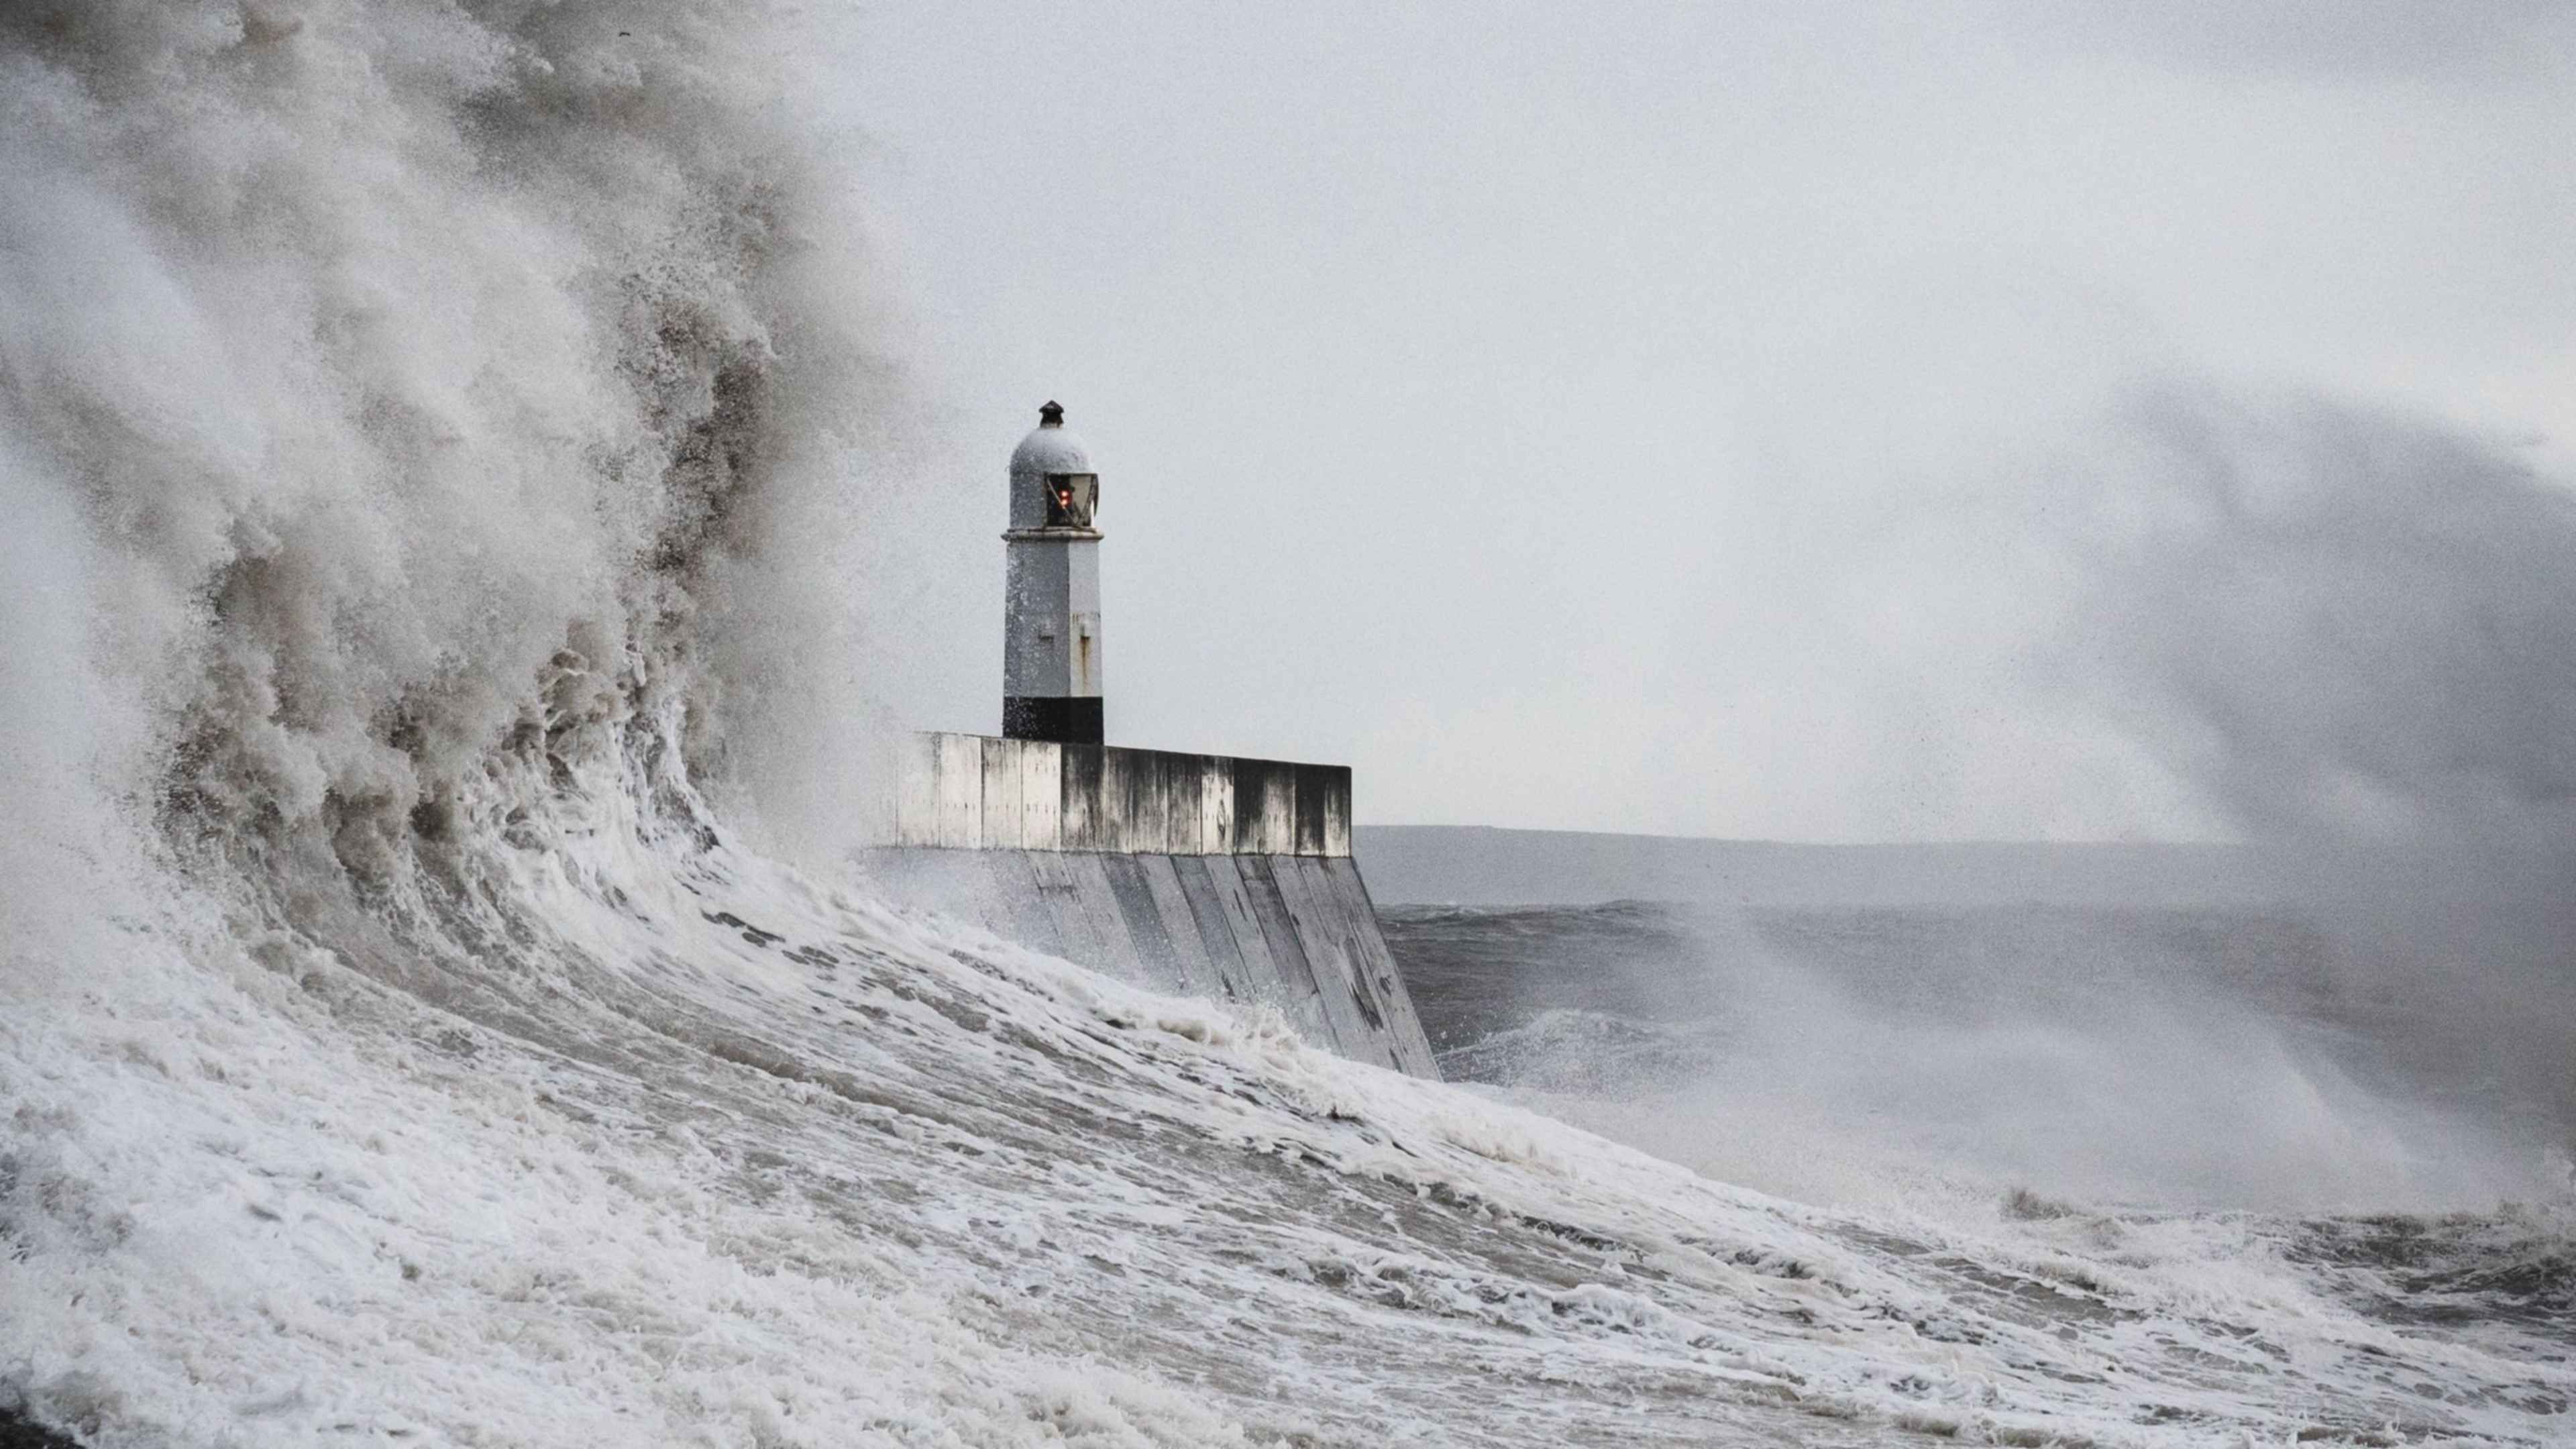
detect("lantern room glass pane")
(1044, 472), (1098, 528)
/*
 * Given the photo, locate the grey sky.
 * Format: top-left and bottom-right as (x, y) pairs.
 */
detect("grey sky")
(834, 1), (2576, 842)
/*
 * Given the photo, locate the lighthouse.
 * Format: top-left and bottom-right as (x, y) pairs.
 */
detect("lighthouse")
(873, 400), (1440, 1077)
(1002, 400), (1104, 744)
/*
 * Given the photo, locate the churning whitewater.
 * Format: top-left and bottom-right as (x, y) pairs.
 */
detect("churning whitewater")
(2, 5), (2569, 1446)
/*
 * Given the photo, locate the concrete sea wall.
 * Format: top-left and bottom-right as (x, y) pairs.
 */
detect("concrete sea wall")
(865, 734), (1438, 1078)
(892, 732), (1353, 857)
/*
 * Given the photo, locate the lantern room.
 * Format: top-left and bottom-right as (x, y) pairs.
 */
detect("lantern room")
(1009, 400), (1100, 533)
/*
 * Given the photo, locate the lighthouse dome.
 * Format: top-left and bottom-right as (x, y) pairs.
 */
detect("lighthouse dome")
(1008, 400), (1099, 530)
(1011, 401), (1091, 474)
(1011, 423), (1089, 476)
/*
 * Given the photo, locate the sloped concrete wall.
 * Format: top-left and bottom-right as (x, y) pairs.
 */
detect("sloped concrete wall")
(869, 733), (1437, 1077)
(857, 846), (1439, 1079)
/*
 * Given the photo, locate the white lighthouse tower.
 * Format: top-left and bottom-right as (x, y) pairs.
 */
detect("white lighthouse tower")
(875, 400), (1442, 1078)
(1002, 400), (1104, 743)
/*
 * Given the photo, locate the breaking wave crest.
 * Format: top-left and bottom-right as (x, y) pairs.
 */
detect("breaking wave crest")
(1, 0), (908, 908)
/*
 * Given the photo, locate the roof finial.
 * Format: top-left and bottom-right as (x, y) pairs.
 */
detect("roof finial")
(1038, 400), (1064, 427)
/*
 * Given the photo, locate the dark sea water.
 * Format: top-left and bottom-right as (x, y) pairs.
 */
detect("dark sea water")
(1384, 898), (2576, 1362)
(1384, 900), (2576, 1203)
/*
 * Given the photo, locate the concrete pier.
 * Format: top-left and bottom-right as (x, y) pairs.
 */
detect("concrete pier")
(865, 733), (1439, 1077)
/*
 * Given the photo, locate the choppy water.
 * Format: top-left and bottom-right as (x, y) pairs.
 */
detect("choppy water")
(1386, 899), (2576, 1421)
(1389, 901), (2576, 1187)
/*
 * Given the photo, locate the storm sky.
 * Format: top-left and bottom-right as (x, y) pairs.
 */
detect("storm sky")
(830, 1), (2576, 842)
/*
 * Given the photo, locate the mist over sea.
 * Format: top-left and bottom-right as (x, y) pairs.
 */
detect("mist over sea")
(1388, 898), (2571, 1212)
(1375, 827), (2576, 1209)
(1377, 831), (2576, 1420)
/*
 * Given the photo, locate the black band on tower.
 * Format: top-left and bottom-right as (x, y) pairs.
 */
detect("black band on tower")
(1002, 696), (1104, 745)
